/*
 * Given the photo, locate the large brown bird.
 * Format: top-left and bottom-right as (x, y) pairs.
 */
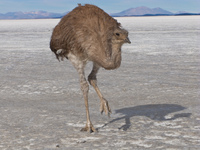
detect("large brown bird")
(50, 4), (131, 132)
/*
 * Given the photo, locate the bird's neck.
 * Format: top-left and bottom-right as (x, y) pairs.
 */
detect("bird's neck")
(110, 43), (122, 69)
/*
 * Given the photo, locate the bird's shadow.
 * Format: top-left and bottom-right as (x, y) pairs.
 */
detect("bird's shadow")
(102, 104), (191, 131)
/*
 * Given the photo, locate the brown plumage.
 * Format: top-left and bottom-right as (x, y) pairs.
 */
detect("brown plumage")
(50, 4), (131, 132)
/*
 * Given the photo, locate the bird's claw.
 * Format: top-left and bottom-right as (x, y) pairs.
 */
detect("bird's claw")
(81, 124), (96, 133)
(100, 98), (111, 117)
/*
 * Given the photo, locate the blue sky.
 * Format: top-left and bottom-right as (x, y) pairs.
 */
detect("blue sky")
(0, 0), (199, 13)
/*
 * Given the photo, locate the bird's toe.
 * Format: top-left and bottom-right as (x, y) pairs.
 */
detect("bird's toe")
(81, 124), (96, 133)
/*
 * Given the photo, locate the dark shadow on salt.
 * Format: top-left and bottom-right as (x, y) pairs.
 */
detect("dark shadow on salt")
(102, 104), (191, 131)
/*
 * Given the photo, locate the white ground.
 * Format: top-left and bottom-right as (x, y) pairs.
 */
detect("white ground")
(0, 16), (200, 149)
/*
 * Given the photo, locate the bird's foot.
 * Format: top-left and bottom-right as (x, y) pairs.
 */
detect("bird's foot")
(100, 98), (111, 117)
(81, 123), (96, 133)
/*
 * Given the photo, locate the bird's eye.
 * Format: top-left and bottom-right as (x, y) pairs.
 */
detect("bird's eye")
(116, 33), (120, 36)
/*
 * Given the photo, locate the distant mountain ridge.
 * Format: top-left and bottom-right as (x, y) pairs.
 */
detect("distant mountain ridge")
(0, 11), (66, 19)
(111, 6), (173, 16)
(0, 6), (199, 19)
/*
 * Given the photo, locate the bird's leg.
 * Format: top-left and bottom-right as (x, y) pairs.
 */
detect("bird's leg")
(68, 54), (96, 133)
(79, 68), (96, 133)
(88, 63), (111, 117)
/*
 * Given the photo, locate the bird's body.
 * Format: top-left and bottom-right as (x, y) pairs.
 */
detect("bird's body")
(50, 4), (130, 132)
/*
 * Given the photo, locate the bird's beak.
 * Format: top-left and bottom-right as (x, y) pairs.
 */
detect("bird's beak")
(125, 37), (131, 44)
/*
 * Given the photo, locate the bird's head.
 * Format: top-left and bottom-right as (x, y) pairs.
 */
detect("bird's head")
(112, 28), (131, 45)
